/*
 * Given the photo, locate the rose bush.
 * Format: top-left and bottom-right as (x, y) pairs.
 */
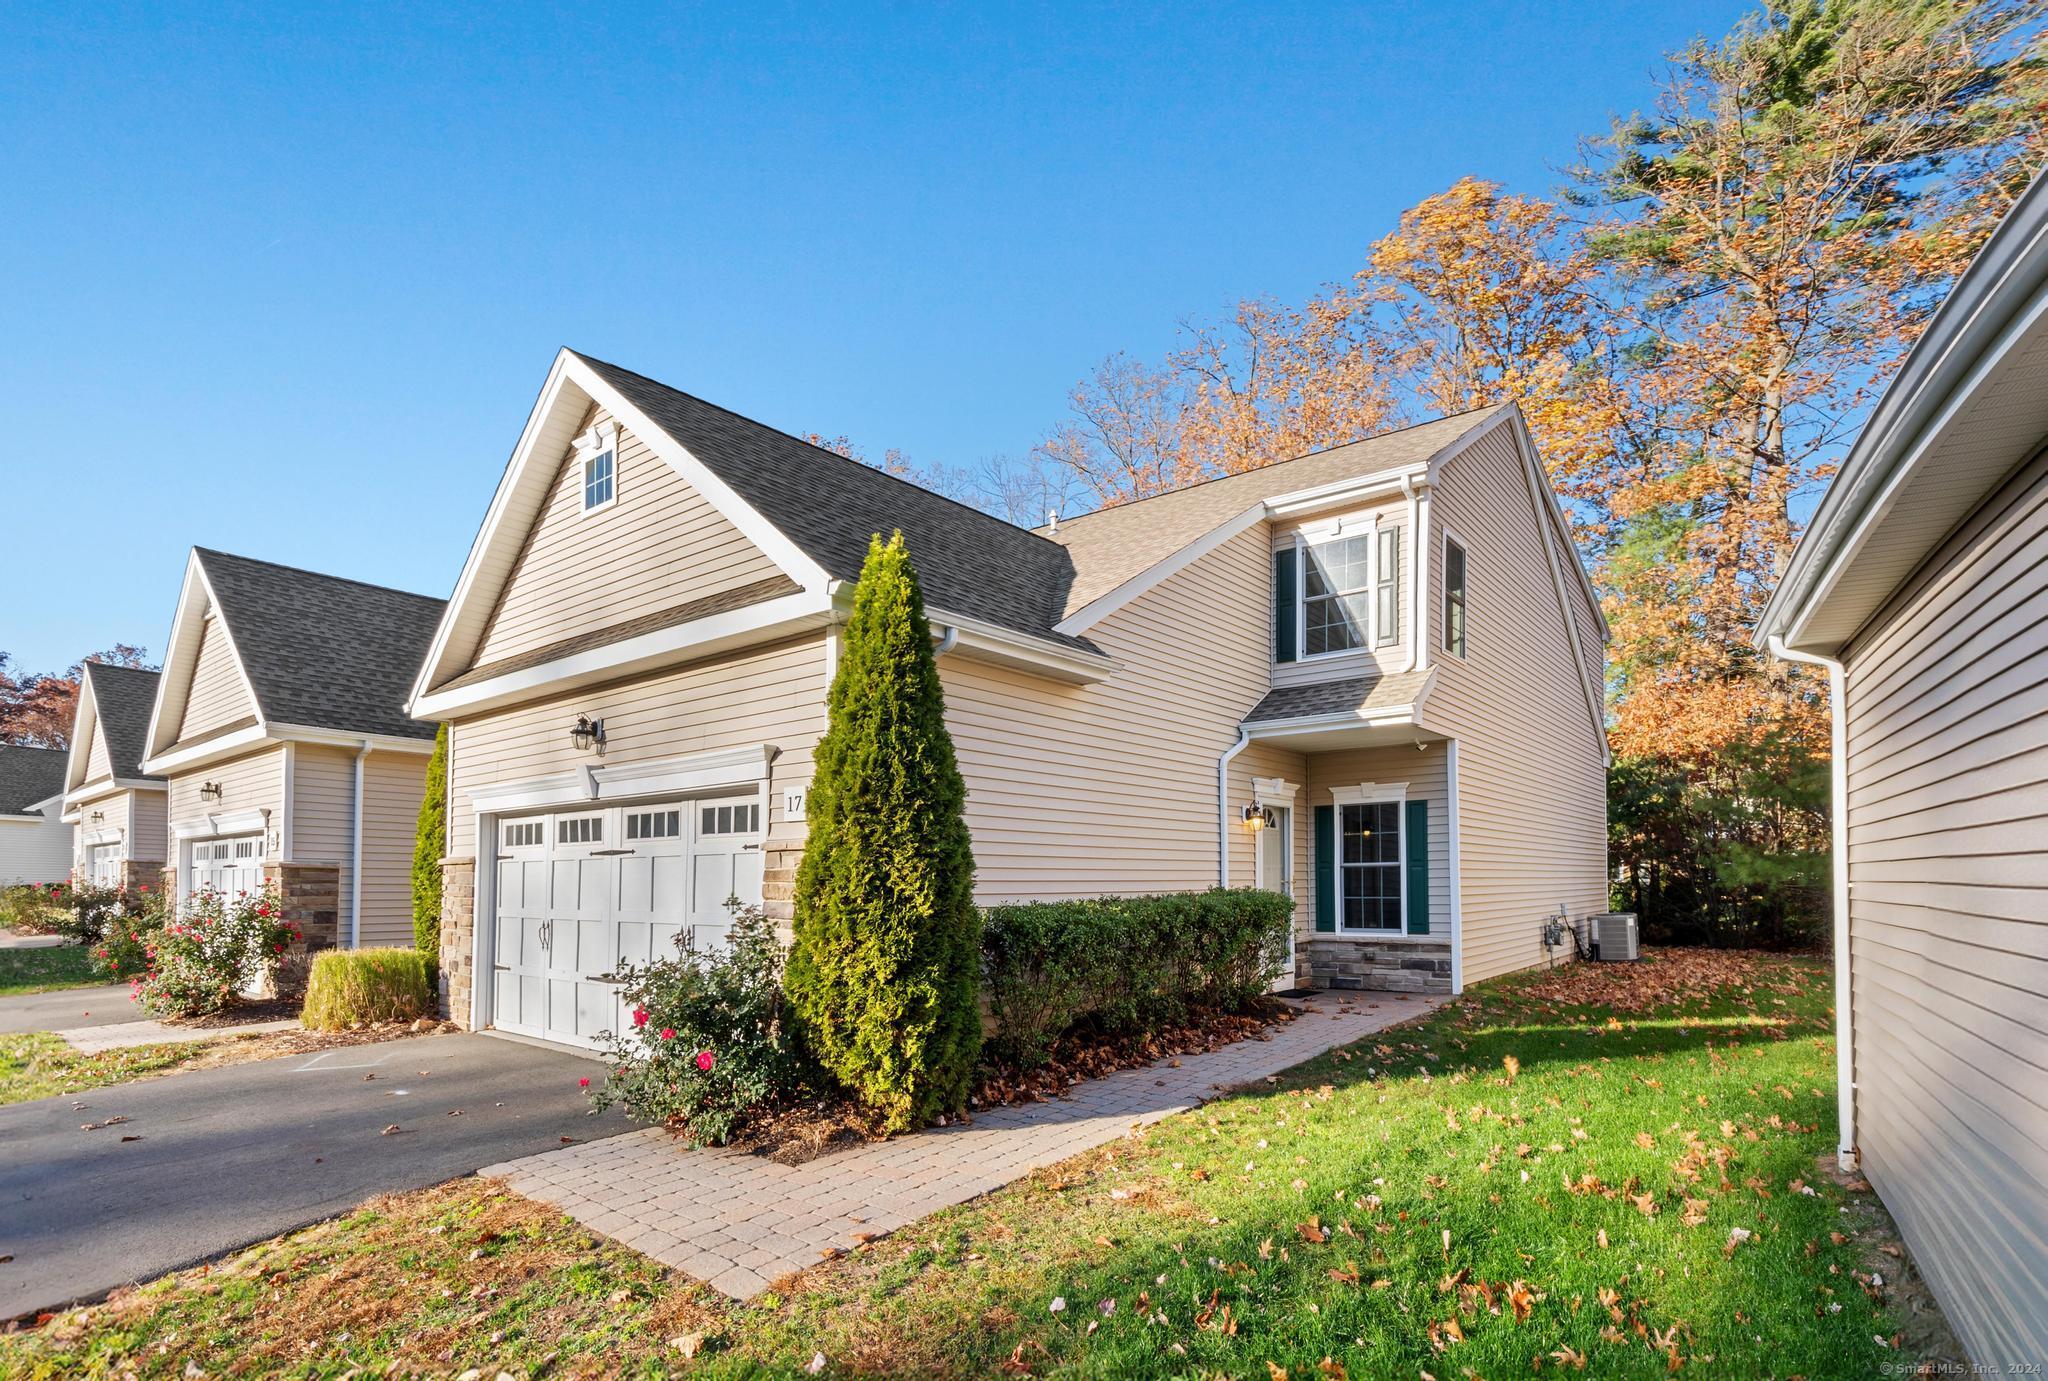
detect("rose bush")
(94, 886), (169, 981)
(586, 908), (801, 1146)
(134, 885), (300, 1018)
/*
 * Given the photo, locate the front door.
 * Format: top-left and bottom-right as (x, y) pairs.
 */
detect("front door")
(1258, 806), (1296, 991)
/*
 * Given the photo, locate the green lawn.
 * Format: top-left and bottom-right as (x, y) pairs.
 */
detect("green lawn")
(0, 1032), (198, 1107)
(3, 952), (1915, 1377)
(0, 944), (101, 996)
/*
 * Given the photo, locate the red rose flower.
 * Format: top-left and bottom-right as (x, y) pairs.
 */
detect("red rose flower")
(695, 1050), (715, 1072)
(578, 1076), (591, 1088)
(659, 1028), (675, 1041)
(632, 1006), (650, 1027)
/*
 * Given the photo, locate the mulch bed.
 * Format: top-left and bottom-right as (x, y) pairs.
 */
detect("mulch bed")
(162, 997), (304, 1028)
(708, 1001), (1297, 1166)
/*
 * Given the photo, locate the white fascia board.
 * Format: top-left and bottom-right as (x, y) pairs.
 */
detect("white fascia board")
(410, 589), (835, 721)
(1244, 703), (1424, 737)
(140, 722), (271, 777)
(264, 725), (437, 755)
(928, 607), (1121, 683)
(1055, 503), (1268, 635)
(1764, 171), (2048, 648)
(1263, 467), (1425, 519)
(142, 553), (210, 761)
(65, 778), (164, 811)
(1505, 411), (1611, 766)
(410, 350), (836, 711)
(63, 676), (99, 794)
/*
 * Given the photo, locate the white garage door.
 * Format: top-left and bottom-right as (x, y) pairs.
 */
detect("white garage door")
(87, 842), (123, 889)
(187, 835), (264, 904)
(490, 796), (764, 1048)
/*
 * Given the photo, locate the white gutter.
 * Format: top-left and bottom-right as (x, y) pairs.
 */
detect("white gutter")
(1217, 727), (1252, 887)
(1767, 636), (1856, 1171)
(934, 624), (959, 657)
(1398, 475), (1424, 673)
(350, 741), (371, 949)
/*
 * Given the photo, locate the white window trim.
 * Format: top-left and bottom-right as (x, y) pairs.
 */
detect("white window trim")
(575, 421), (619, 516)
(1440, 524), (1471, 660)
(1329, 780), (1407, 936)
(1291, 511), (1387, 664)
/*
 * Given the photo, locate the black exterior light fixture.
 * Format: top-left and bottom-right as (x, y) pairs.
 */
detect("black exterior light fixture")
(199, 781), (224, 802)
(570, 715), (607, 756)
(1242, 802), (1274, 832)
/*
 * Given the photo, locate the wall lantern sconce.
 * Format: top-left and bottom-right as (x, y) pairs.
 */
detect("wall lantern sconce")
(89, 809), (104, 822)
(1241, 803), (1275, 832)
(570, 715), (607, 756)
(199, 781), (224, 802)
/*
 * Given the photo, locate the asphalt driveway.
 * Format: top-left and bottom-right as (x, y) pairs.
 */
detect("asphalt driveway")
(0, 1032), (630, 1319)
(0, 984), (140, 1034)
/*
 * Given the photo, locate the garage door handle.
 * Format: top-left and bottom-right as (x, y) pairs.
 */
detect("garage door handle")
(589, 848), (636, 856)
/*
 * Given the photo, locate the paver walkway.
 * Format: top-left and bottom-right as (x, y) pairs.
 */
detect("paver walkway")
(486, 990), (1445, 1300)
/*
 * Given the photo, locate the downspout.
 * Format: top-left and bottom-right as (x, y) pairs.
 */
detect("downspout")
(350, 741), (370, 950)
(1217, 727), (1252, 887)
(934, 624), (959, 657)
(1398, 476), (1421, 673)
(1767, 636), (1855, 1172)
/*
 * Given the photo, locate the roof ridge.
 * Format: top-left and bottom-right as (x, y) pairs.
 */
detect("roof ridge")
(194, 547), (446, 607)
(1045, 403), (1505, 532)
(570, 350), (1072, 555)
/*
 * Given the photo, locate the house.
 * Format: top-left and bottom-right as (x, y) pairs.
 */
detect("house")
(138, 547), (446, 951)
(0, 745), (72, 886)
(1758, 172), (2048, 1366)
(60, 663), (168, 888)
(410, 350), (1609, 1048)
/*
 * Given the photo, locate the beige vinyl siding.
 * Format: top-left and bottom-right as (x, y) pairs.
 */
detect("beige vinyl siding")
(356, 751), (431, 947)
(471, 405), (786, 666)
(85, 717), (115, 781)
(1422, 426), (1608, 984)
(942, 524), (1274, 902)
(291, 745), (355, 920)
(1233, 742), (1310, 968)
(166, 746), (285, 893)
(1269, 497), (1411, 688)
(130, 788), (168, 862)
(177, 613), (257, 742)
(1838, 447), (2048, 1367)
(72, 791), (129, 874)
(1304, 743), (1453, 940)
(447, 633), (830, 859)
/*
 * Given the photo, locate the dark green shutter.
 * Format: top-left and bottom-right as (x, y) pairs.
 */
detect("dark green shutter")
(1273, 549), (1297, 663)
(1405, 798), (1430, 934)
(1313, 804), (1335, 932)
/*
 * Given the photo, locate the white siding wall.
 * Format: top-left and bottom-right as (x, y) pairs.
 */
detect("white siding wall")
(1423, 426), (1608, 984)
(1840, 447), (2048, 1366)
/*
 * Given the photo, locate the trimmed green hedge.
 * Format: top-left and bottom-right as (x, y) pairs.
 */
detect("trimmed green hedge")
(981, 888), (1293, 1069)
(301, 948), (436, 1030)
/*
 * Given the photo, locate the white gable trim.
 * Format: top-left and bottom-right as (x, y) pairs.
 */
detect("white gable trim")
(143, 552), (266, 762)
(409, 350), (834, 713)
(63, 668), (103, 794)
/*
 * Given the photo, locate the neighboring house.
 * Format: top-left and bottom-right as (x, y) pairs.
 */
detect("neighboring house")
(1758, 172), (2048, 1366)
(0, 745), (72, 886)
(409, 350), (1609, 1049)
(137, 548), (446, 951)
(60, 663), (168, 889)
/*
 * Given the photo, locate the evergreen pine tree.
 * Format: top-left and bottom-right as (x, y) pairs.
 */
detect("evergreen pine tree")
(411, 722), (448, 958)
(784, 533), (980, 1131)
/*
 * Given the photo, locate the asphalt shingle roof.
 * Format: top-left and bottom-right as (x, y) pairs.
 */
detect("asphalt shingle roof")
(0, 745), (69, 815)
(196, 549), (445, 741)
(1242, 670), (1436, 725)
(574, 353), (1092, 651)
(83, 663), (163, 781)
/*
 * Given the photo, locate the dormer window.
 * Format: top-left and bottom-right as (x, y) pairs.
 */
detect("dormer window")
(575, 422), (619, 514)
(1273, 514), (1403, 664)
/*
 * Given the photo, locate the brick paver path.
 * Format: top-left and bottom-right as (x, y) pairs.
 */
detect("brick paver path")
(483, 990), (1445, 1300)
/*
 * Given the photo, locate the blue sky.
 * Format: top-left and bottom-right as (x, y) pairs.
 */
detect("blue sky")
(2, 1), (1745, 672)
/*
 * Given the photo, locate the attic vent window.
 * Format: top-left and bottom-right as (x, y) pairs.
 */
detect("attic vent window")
(575, 422), (619, 514)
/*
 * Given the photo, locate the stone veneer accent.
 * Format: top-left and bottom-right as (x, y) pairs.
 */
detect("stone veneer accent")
(438, 856), (477, 1024)
(117, 859), (166, 893)
(1303, 936), (1454, 994)
(263, 861), (340, 997)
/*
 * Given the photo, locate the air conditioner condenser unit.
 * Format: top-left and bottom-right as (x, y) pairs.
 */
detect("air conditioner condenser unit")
(1588, 912), (1639, 961)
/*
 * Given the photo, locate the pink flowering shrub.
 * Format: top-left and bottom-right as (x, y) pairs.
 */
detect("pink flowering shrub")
(135, 885), (301, 1017)
(586, 908), (800, 1145)
(94, 887), (171, 981)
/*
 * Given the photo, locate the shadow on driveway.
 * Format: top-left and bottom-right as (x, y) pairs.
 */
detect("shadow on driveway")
(0, 1031), (630, 1319)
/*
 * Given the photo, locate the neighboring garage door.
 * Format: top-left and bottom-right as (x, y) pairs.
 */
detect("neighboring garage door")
(187, 835), (264, 902)
(87, 842), (123, 889)
(490, 797), (764, 1047)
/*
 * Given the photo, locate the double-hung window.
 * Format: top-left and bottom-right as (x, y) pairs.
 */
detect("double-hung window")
(1336, 791), (1404, 932)
(576, 422), (619, 514)
(1443, 536), (1469, 658)
(1302, 533), (1373, 656)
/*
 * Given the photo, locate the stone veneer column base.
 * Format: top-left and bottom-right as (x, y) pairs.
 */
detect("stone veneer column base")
(438, 857), (476, 1024)
(1304, 936), (1454, 994)
(263, 861), (340, 997)
(118, 859), (167, 894)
